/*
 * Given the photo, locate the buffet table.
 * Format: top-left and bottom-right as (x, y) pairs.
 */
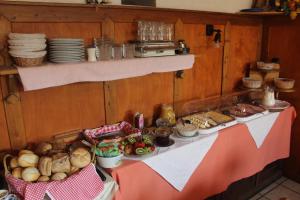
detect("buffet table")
(109, 107), (296, 200)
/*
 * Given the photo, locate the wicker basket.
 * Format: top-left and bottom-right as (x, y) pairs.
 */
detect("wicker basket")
(13, 56), (45, 67)
(274, 78), (295, 90)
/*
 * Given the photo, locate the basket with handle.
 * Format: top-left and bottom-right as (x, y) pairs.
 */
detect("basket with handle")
(3, 154), (104, 200)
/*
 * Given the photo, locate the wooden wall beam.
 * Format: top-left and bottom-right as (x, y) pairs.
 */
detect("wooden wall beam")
(222, 22), (232, 95)
(0, 1), (262, 25)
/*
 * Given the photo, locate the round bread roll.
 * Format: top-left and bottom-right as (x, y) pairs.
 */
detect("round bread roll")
(70, 148), (91, 168)
(51, 172), (67, 181)
(12, 167), (22, 179)
(22, 167), (40, 182)
(38, 157), (52, 176)
(68, 166), (79, 176)
(18, 153), (39, 167)
(35, 142), (52, 156)
(10, 157), (19, 169)
(18, 149), (34, 156)
(51, 153), (71, 173)
(37, 176), (50, 182)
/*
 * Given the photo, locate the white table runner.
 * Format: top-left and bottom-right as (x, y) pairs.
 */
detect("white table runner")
(245, 112), (280, 148)
(124, 133), (218, 191)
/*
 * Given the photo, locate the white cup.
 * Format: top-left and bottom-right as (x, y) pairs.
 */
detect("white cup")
(87, 48), (97, 62)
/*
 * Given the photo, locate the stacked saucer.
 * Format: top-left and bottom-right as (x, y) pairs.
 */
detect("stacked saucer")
(8, 33), (47, 67)
(48, 38), (85, 63)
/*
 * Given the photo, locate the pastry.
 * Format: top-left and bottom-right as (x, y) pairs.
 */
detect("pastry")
(38, 157), (52, 176)
(12, 167), (22, 179)
(18, 153), (39, 167)
(52, 153), (71, 173)
(206, 111), (233, 124)
(37, 176), (50, 182)
(51, 172), (67, 181)
(22, 167), (40, 182)
(18, 150), (34, 156)
(68, 166), (79, 176)
(70, 148), (91, 168)
(35, 142), (52, 156)
(10, 157), (19, 169)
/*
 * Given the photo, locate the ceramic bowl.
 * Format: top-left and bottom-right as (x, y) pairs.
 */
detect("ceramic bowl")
(96, 154), (123, 168)
(274, 78), (295, 90)
(243, 77), (262, 89)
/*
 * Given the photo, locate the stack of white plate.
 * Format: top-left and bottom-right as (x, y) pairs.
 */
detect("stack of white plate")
(8, 33), (47, 58)
(48, 38), (85, 63)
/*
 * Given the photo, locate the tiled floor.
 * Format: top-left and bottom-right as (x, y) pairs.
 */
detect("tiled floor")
(249, 177), (300, 200)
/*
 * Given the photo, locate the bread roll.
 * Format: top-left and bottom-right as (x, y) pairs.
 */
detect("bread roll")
(37, 176), (50, 182)
(70, 148), (91, 168)
(52, 153), (71, 173)
(10, 157), (19, 169)
(38, 157), (52, 176)
(22, 167), (40, 182)
(51, 172), (67, 181)
(18, 149), (34, 156)
(35, 142), (52, 156)
(18, 153), (39, 167)
(12, 167), (22, 179)
(68, 166), (79, 176)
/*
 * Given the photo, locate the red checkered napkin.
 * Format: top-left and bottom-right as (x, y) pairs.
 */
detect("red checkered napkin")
(84, 121), (141, 144)
(6, 164), (104, 200)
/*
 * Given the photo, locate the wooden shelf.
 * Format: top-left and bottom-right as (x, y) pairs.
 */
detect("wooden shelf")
(12, 55), (194, 91)
(238, 11), (300, 16)
(0, 66), (18, 76)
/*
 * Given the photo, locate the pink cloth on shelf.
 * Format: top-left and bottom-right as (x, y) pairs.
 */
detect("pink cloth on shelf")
(17, 55), (195, 91)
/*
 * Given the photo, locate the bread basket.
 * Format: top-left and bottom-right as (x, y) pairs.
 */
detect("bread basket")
(243, 77), (262, 89)
(274, 78), (295, 90)
(13, 56), (45, 67)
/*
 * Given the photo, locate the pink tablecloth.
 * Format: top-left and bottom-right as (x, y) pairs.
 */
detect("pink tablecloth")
(110, 107), (296, 200)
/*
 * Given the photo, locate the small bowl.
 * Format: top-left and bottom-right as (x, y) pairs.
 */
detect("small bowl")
(243, 77), (262, 89)
(96, 154), (123, 168)
(274, 78), (295, 90)
(176, 123), (198, 137)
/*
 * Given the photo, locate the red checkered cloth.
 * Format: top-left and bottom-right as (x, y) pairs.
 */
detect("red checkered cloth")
(84, 121), (141, 144)
(6, 164), (104, 200)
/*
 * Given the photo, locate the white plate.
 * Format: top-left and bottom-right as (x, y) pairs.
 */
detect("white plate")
(261, 100), (290, 111)
(234, 110), (269, 123)
(197, 120), (237, 135)
(9, 33), (46, 40)
(49, 45), (84, 49)
(9, 50), (47, 58)
(49, 50), (85, 54)
(9, 44), (46, 51)
(8, 39), (46, 45)
(49, 38), (84, 42)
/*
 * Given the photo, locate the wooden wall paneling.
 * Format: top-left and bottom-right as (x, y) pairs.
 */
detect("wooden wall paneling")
(0, 16), (11, 151)
(174, 23), (224, 106)
(222, 24), (262, 93)
(11, 22), (106, 143)
(264, 17), (300, 181)
(102, 17), (115, 41)
(1, 76), (26, 150)
(104, 22), (174, 125)
(0, 80), (10, 151)
(20, 83), (106, 143)
(222, 22), (232, 95)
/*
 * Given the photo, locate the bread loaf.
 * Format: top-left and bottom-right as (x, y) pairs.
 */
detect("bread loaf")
(38, 157), (52, 176)
(51, 153), (71, 173)
(70, 148), (91, 168)
(12, 167), (22, 179)
(35, 142), (52, 156)
(51, 172), (67, 181)
(37, 176), (50, 182)
(22, 167), (40, 182)
(10, 157), (19, 169)
(68, 166), (79, 176)
(18, 150), (34, 156)
(18, 153), (39, 167)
